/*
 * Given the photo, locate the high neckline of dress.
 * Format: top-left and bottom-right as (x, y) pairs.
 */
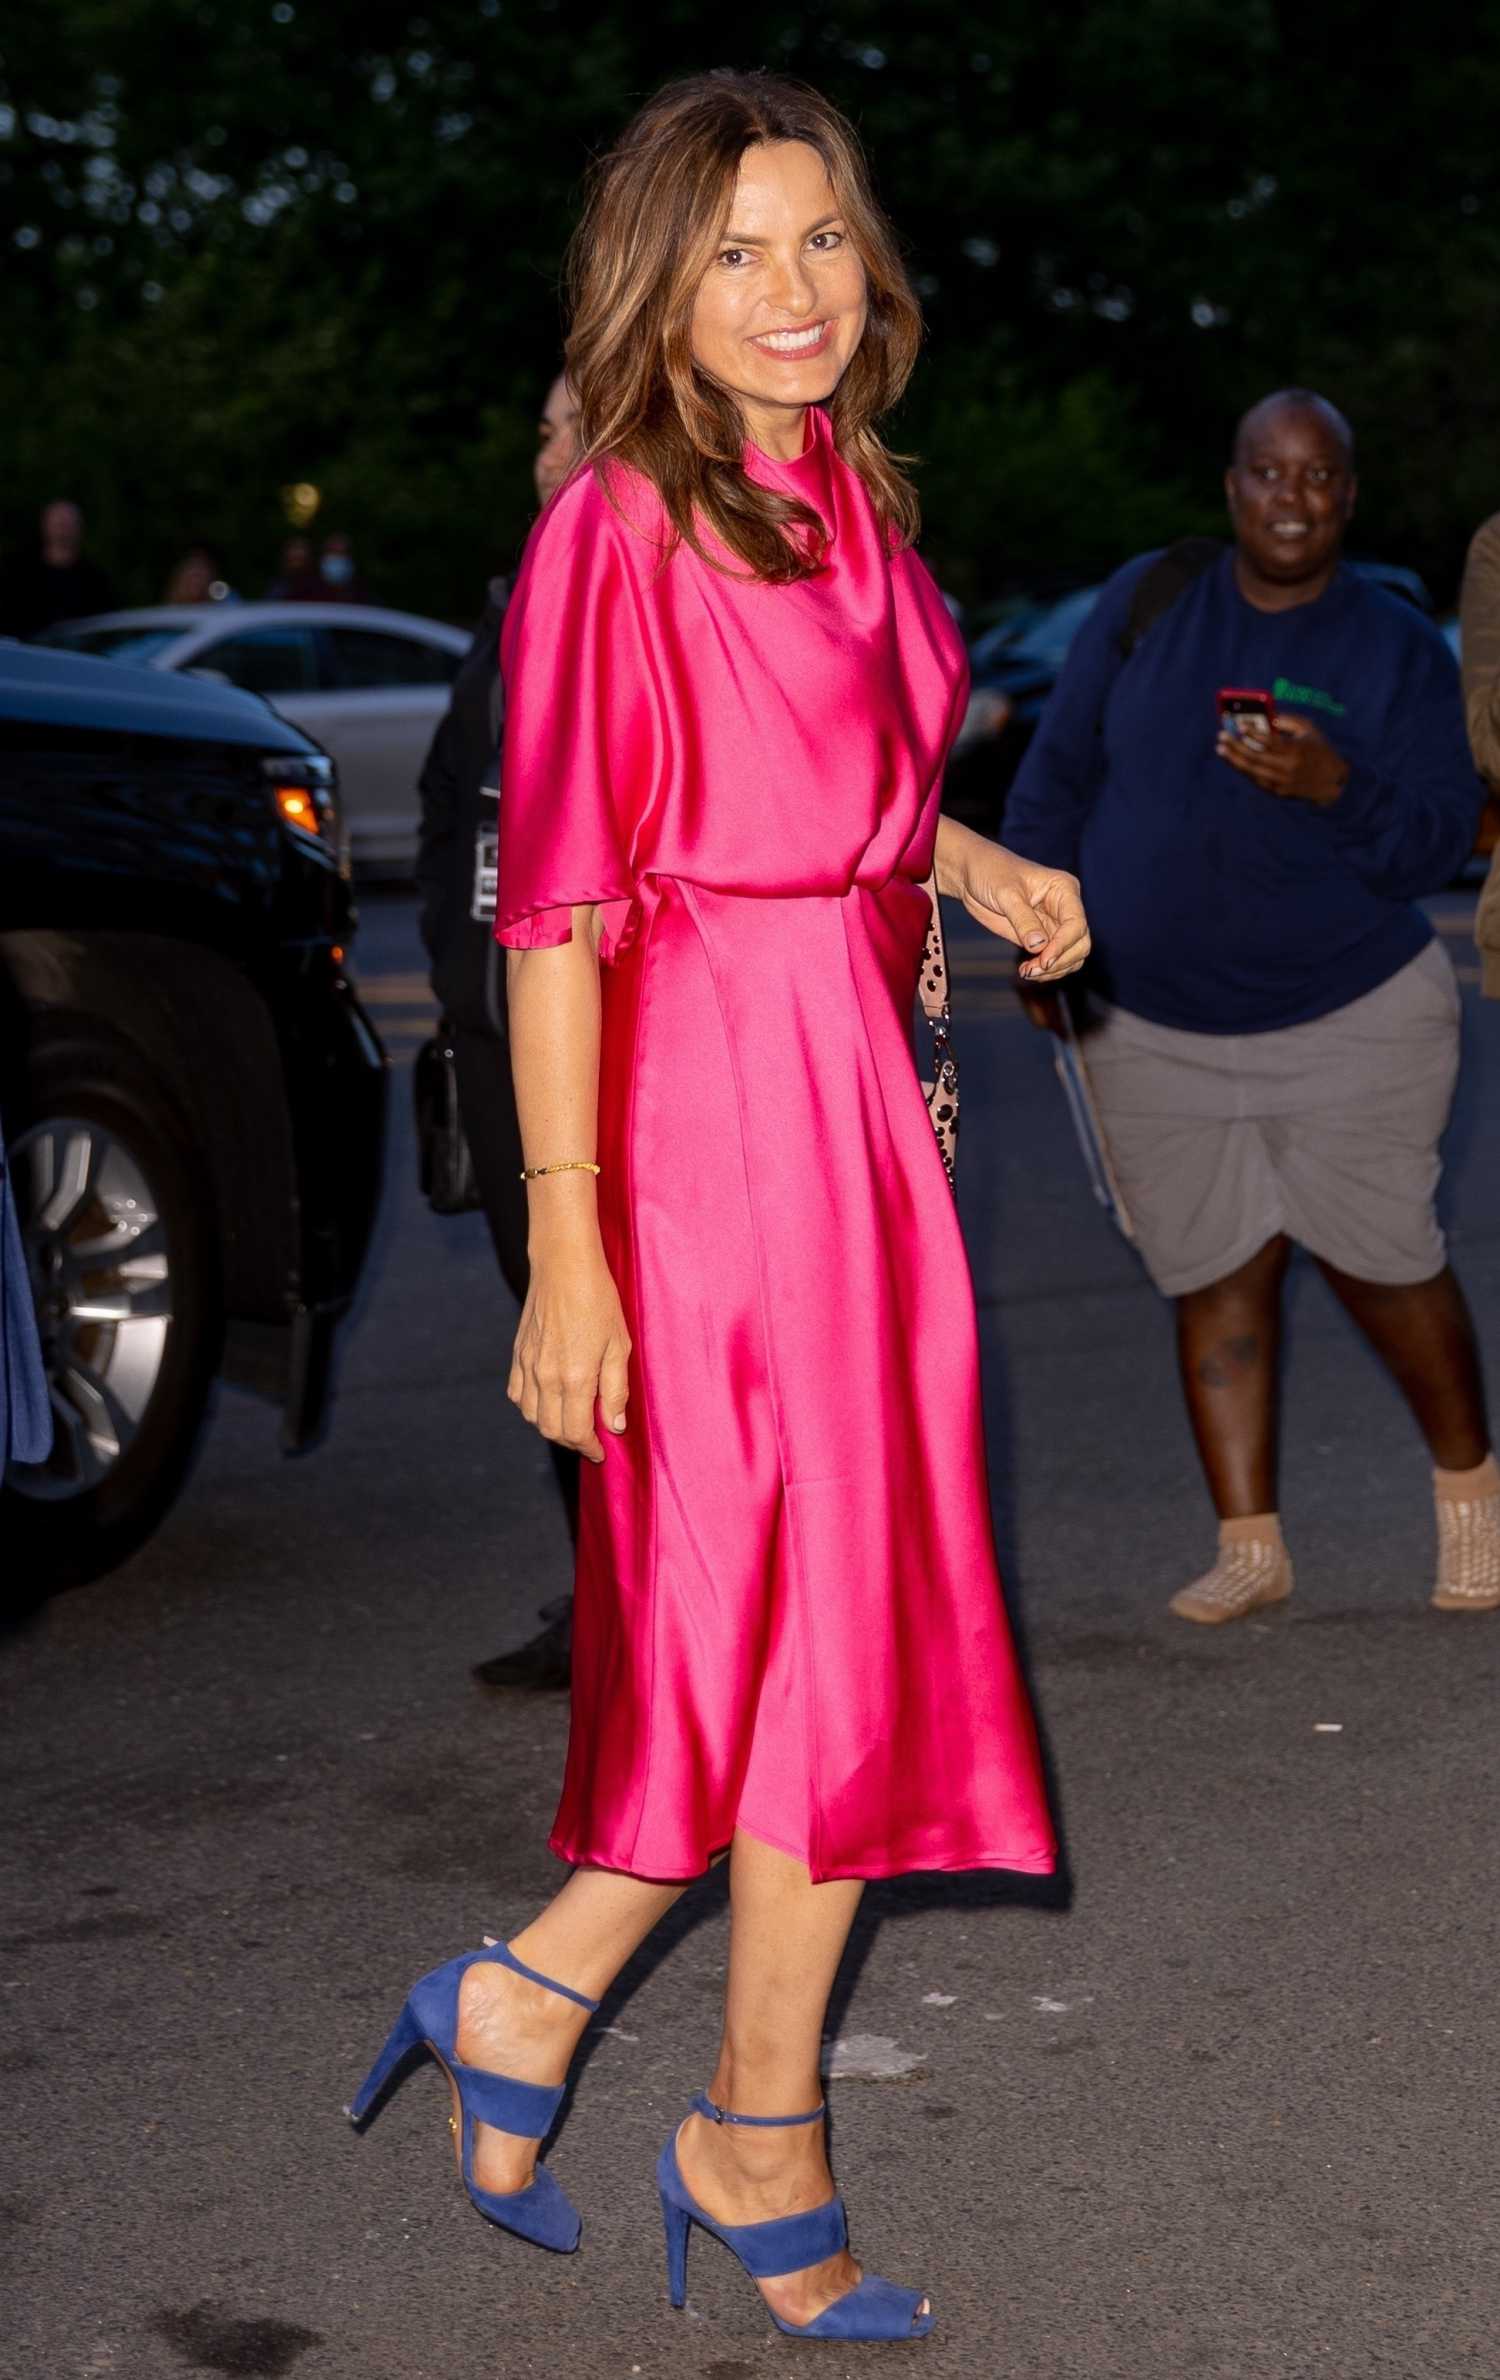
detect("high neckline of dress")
(743, 403), (831, 481)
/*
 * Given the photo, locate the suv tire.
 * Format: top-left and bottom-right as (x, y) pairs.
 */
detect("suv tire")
(3, 1031), (222, 1596)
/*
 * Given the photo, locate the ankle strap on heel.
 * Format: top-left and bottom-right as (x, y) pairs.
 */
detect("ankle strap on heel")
(690, 2090), (825, 2128)
(482, 1939), (600, 2014)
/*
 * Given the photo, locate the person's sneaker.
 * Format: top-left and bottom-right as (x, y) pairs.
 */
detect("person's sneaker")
(1431, 1491), (1500, 1612)
(473, 1597), (573, 1691)
(1169, 1536), (1293, 1626)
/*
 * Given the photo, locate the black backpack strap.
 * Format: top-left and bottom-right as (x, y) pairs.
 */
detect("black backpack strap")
(1117, 537), (1223, 660)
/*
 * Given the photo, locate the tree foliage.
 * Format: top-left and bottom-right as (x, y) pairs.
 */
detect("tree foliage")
(3, 0), (1498, 615)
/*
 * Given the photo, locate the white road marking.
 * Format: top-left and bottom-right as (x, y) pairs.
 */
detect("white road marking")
(822, 2032), (926, 2079)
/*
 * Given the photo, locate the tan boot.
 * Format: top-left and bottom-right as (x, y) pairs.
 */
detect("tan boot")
(1431, 1456), (1500, 1612)
(1170, 1516), (1293, 1626)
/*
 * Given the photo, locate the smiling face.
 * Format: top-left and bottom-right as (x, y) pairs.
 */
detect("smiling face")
(1225, 399), (1357, 601)
(688, 139), (868, 459)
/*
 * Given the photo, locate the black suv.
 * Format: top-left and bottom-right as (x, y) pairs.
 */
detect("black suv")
(0, 640), (386, 1589)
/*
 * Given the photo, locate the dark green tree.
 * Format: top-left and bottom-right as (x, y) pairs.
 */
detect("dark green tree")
(3, 1), (1497, 614)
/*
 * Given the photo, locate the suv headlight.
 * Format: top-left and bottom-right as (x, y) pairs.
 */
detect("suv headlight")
(261, 752), (346, 873)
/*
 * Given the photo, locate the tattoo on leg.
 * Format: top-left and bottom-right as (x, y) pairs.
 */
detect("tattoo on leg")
(1196, 1332), (1261, 1390)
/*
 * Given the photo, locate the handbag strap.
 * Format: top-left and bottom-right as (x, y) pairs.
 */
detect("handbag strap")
(918, 867), (959, 1194)
(918, 868), (949, 1022)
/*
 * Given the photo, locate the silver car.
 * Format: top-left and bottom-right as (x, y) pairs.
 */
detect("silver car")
(43, 602), (470, 874)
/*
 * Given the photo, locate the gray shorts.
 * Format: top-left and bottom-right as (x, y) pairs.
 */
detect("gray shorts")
(1080, 941), (1461, 1296)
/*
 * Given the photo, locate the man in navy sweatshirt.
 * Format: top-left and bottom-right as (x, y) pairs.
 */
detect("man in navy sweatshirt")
(1004, 389), (1496, 1624)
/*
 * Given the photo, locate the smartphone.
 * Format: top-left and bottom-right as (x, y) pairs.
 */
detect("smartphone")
(1217, 687), (1275, 742)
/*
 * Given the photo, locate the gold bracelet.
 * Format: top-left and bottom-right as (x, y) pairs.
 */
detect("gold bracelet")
(518, 1160), (602, 1181)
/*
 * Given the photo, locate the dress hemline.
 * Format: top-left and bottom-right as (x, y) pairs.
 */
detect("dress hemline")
(548, 1826), (1057, 1887)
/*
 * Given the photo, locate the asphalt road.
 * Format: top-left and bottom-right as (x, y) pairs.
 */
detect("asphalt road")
(4, 886), (1499, 2380)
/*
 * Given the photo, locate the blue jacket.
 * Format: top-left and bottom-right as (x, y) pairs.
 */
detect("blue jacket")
(1004, 551), (1485, 1033)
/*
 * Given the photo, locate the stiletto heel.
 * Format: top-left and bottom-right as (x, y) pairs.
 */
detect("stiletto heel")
(346, 1940), (598, 2254)
(655, 2091), (935, 2340)
(346, 2003), (422, 2125)
(660, 2187), (691, 2308)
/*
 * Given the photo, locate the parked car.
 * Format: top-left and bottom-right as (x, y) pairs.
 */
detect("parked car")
(944, 557), (1435, 836)
(941, 583), (1100, 832)
(0, 638), (386, 1591)
(39, 602), (469, 875)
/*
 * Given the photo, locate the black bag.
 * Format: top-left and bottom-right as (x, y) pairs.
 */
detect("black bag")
(413, 1028), (483, 1215)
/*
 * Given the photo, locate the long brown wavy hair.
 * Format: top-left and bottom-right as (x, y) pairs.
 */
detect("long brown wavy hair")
(564, 71), (923, 583)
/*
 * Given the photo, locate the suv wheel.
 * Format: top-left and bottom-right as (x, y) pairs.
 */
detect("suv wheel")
(3, 1039), (222, 1593)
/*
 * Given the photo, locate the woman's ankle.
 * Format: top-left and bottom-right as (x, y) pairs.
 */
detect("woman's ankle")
(682, 2110), (833, 2228)
(694, 2110), (818, 2168)
(457, 1958), (591, 2073)
(704, 2064), (824, 2121)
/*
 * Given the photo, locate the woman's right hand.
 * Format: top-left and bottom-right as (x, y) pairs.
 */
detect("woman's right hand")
(507, 1248), (632, 1463)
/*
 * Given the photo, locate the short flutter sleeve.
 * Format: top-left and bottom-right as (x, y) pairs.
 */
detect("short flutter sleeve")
(495, 471), (648, 963)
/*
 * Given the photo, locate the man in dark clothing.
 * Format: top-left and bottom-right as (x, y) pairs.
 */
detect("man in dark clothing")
(265, 535), (319, 600)
(1005, 390), (1496, 1625)
(4, 500), (117, 636)
(416, 370), (582, 1690)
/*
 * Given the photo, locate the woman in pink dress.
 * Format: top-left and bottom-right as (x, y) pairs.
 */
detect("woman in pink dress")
(351, 72), (1089, 2342)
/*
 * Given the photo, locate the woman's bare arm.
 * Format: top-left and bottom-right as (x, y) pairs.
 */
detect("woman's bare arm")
(505, 907), (632, 1462)
(933, 814), (1090, 982)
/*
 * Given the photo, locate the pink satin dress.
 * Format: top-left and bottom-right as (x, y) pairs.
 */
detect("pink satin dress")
(496, 404), (1054, 1884)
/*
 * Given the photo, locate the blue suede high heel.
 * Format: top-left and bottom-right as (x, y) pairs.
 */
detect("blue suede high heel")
(657, 2092), (936, 2340)
(346, 1940), (598, 2253)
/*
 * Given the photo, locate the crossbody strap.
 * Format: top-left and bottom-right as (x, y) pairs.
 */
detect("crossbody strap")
(918, 867), (949, 1023)
(918, 868), (959, 1192)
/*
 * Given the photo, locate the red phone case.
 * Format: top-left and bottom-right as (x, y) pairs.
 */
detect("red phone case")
(1217, 686), (1276, 744)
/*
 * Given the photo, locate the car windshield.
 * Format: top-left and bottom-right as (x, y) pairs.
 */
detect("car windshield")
(967, 599), (1050, 676)
(40, 623), (186, 665)
(1008, 586), (1102, 670)
(968, 585), (1102, 678)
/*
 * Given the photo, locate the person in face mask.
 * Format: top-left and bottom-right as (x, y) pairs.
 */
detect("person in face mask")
(316, 530), (370, 602)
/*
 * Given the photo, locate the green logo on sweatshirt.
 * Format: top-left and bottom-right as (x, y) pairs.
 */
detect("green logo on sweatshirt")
(1272, 674), (1346, 717)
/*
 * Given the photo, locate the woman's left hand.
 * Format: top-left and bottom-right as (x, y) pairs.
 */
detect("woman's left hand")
(1216, 712), (1351, 806)
(937, 819), (1092, 983)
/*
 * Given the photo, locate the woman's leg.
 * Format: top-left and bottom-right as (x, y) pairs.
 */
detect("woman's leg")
(459, 1866), (688, 2193)
(674, 1833), (915, 2330)
(1312, 1261), (1490, 1466)
(1175, 1234), (1292, 1516)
